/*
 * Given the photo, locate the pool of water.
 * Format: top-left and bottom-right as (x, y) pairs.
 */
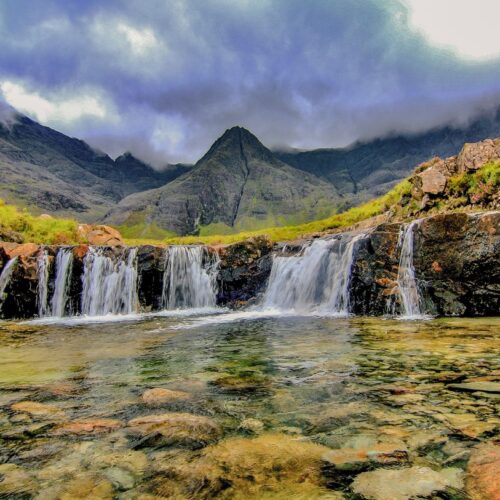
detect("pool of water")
(0, 313), (498, 498)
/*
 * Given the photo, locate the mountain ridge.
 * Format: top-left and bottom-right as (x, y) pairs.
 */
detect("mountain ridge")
(104, 126), (340, 235)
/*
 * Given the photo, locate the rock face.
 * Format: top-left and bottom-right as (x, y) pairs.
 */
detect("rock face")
(351, 211), (500, 316)
(0, 211), (498, 319)
(105, 127), (340, 235)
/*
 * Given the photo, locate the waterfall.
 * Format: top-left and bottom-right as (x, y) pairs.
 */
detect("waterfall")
(162, 246), (219, 309)
(261, 233), (365, 315)
(81, 247), (138, 316)
(50, 248), (74, 317)
(0, 257), (18, 311)
(396, 220), (424, 318)
(37, 250), (51, 317)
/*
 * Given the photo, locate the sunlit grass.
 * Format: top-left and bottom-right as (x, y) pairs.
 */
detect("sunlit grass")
(0, 200), (79, 244)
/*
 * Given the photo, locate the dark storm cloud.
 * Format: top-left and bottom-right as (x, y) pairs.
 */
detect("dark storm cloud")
(0, 0), (499, 165)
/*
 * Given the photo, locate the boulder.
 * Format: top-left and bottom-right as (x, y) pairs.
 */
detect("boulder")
(456, 138), (500, 173)
(466, 443), (500, 500)
(416, 166), (447, 195)
(77, 224), (124, 246)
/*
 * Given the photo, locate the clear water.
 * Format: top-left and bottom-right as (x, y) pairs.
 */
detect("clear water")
(50, 248), (74, 318)
(0, 313), (497, 498)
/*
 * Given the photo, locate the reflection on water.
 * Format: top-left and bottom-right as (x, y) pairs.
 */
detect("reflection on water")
(0, 314), (498, 498)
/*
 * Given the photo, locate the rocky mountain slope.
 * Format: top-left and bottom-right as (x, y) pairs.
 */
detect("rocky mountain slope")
(276, 109), (500, 205)
(105, 127), (341, 235)
(0, 113), (187, 220)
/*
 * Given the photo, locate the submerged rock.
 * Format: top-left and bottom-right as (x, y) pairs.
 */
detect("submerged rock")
(448, 382), (500, 394)
(10, 401), (65, 419)
(53, 418), (122, 436)
(351, 465), (463, 500)
(127, 412), (221, 449)
(466, 443), (500, 500)
(141, 387), (191, 405)
(322, 444), (409, 474)
(0, 463), (37, 496)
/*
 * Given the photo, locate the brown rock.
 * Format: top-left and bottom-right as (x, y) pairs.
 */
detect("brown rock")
(5, 243), (40, 259)
(322, 444), (409, 473)
(11, 401), (65, 418)
(127, 412), (221, 448)
(77, 224), (124, 246)
(432, 260), (443, 273)
(457, 138), (500, 173)
(466, 443), (500, 500)
(142, 388), (191, 405)
(53, 418), (122, 435)
(72, 244), (89, 259)
(417, 166), (448, 195)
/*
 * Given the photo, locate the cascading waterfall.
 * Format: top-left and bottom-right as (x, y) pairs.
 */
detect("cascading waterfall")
(0, 257), (18, 311)
(37, 250), (51, 317)
(50, 248), (74, 317)
(81, 247), (139, 316)
(396, 220), (424, 318)
(162, 246), (220, 309)
(261, 233), (365, 315)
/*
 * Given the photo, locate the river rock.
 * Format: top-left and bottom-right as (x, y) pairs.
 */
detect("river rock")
(448, 382), (500, 394)
(351, 466), (462, 500)
(53, 418), (122, 435)
(141, 387), (191, 405)
(58, 472), (114, 499)
(322, 444), (409, 474)
(127, 412), (222, 449)
(10, 400), (66, 419)
(239, 418), (265, 434)
(466, 443), (500, 500)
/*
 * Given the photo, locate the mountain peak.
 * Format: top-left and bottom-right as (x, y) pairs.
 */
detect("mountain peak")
(201, 125), (276, 165)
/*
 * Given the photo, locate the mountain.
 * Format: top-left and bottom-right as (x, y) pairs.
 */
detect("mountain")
(0, 113), (188, 220)
(104, 127), (340, 235)
(276, 109), (500, 206)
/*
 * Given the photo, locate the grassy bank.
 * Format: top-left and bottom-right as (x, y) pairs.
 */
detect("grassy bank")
(0, 200), (79, 244)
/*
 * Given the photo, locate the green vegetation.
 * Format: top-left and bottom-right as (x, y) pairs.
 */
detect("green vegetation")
(448, 160), (499, 204)
(0, 199), (79, 244)
(115, 222), (175, 241)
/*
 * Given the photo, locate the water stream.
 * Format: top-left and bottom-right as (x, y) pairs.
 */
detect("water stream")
(0, 257), (17, 310)
(50, 248), (74, 317)
(161, 246), (220, 309)
(262, 233), (364, 315)
(396, 220), (425, 319)
(81, 247), (139, 316)
(36, 250), (50, 318)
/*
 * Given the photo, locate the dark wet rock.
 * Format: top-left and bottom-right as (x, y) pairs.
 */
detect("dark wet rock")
(216, 235), (273, 306)
(351, 465), (463, 500)
(136, 245), (165, 311)
(127, 412), (222, 450)
(351, 211), (500, 316)
(466, 443), (500, 500)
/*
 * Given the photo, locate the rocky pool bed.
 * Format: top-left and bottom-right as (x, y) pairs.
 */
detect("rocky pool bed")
(0, 313), (498, 498)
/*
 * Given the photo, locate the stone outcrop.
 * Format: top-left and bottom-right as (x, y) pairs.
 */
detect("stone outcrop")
(77, 224), (124, 246)
(409, 138), (500, 211)
(351, 211), (500, 316)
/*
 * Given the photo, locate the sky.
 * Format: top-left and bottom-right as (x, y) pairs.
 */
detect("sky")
(0, 0), (500, 166)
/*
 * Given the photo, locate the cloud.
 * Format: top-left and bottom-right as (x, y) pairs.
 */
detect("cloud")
(0, 80), (111, 125)
(0, 0), (499, 165)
